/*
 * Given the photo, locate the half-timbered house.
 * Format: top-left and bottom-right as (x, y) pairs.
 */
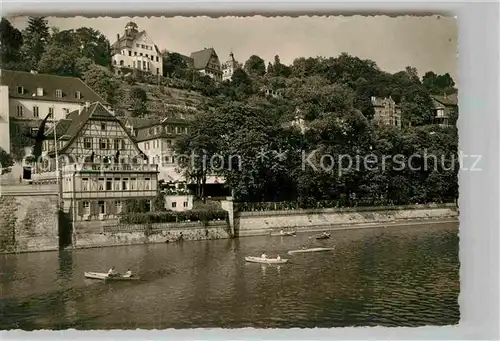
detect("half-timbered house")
(35, 102), (159, 221)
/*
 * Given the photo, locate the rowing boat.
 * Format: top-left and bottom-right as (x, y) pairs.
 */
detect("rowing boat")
(245, 256), (288, 264)
(315, 234), (331, 240)
(287, 247), (335, 254)
(270, 231), (296, 237)
(84, 272), (140, 281)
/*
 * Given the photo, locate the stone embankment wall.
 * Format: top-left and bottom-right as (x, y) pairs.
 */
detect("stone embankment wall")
(235, 203), (459, 237)
(72, 219), (231, 249)
(0, 195), (59, 253)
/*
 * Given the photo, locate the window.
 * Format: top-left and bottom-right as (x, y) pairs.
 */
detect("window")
(82, 201), (90, 215)
(106, 178), (112, 191)
(145, 142), (150, 150)
(133, 61), (136, 68)
(145, 178), (150, 190)
(98, 178), (105, 191)
(121, 140), (126, 149)
(16, 106), (23, 117)
(136, 44), (139, 47)
(48, 107), (54, 117)
(143, 61), (146, 69)
(33, 106), (39, 118)
(184, 127), (188, 134)
(172, 202), (177, 208)
(115, 200), (122, 214)
(82, 178), (89, 191)
(134, 52), (137, 56)
(101, 122), (106, 130)
(84, 137), (92, 149)
(145, 54), (148, 58)
(55, 89), (63, 98)
(166, 140), (172, 147)
(36, 87), (43, 96)
(100, 138), (108, 149)
(122, 178), (129, 190)
(128, 51), (132, 56)
(98, 200), (105, 214)
(75, 91), (81, 99)
(114, 178), (121, 190)
(63, 108), (70, 114)
(17, 86), (24, 94)
(114, 139), (121, 150)
(129, 178), (136, 190)
(183, 202), (188, 208)
(156, 56), (159, 62)
(157, 68), (159, 74)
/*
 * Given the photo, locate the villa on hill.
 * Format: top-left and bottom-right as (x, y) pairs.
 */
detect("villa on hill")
(111, 21), (163, 76)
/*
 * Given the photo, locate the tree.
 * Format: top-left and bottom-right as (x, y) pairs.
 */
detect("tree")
(0, 18), (24, 70)
(0, 148), (14, 174)
(82, 64), (118, 104)
(21, 16), (50, 70)
(244, 55), (266, 77)
(162, 51), (189, 77)
(129, 86), (148, 117)
(38, 44), (80, 76)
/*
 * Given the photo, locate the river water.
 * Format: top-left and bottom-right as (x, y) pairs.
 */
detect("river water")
(0, 222), (459, 330)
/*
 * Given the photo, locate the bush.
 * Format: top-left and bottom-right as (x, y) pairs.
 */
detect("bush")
(119, 208), (228, 225)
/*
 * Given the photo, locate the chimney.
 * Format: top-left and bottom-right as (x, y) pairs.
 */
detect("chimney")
(117, 33), (120, 41)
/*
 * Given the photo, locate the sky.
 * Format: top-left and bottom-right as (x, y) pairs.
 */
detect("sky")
(8, 15), (458, 82)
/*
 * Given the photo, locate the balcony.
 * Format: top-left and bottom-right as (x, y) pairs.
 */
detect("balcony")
(61, 163), (159, 173)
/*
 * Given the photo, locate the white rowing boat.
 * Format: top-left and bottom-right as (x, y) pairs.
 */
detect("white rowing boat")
(287, 247), (335, 254)
(84, 272), (140, 281)
(245, 256), (288, 264)
(270, 231), (296, 237)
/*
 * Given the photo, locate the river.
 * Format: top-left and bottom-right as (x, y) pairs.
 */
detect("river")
(0, 222), (459, 330)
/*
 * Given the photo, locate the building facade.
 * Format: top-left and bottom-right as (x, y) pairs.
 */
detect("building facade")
(190, 48), (222, 81)
(222, 52), (241, 81)
(371, 96), (402, 127)
(0, 69), (105, 122)
(111, 22), (163, 76)
(0, 85), (9, 154)
(431, 93), (458, 127)
(126, 117), (190, 182)
(35, 102), (158, 222)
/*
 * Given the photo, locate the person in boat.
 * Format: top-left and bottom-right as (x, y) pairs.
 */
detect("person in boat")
(123, 269), (133, 278)
(261, 252), (267, 259)
(280, 229), (284, 235)
(277, 254), (281, 261)
(322, 231), (329, 237)
(107, 266), (118, 277)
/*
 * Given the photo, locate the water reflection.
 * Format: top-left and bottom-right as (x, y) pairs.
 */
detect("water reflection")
(0, 223), (459, 330)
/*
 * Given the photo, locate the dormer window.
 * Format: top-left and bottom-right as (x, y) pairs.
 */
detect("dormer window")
(75, 91), (81, 99)
(55, 89), (63, 98)
(36, 87), (43, 96)
(17, 86), (24, 94)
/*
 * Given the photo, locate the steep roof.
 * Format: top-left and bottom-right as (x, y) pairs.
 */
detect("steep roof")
(111, 30), (161, 55)
(135, 118), (189, 142)
(189, 48), (218, 70)
(46, 102), (140, 156)
(431, 93), (458, 106)
(123, 117), (159, 130)
(0, 69), (106, 104)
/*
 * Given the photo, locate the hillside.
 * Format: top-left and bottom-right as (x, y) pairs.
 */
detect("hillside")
(113, 80), (209, 119)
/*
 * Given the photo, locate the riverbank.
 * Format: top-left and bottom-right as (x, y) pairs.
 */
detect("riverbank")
(0, 203), (458, 254)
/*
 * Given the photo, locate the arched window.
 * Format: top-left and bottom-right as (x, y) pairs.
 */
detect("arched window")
(119, 60), (124, 66)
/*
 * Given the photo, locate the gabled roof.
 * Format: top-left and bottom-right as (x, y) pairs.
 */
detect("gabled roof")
(0, 69), (106, 104)
(189, 48), (219, 70)
(46, 102), (141, 156)
(122, 117), (159, 130)
(111, 30), (161, 55)
(431, 93), (458, 106)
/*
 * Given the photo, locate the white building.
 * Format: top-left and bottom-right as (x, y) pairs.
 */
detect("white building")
(111, 22), (163, 76)
(0, 85), (10, 154)
(0, 69), (106, 123)
(222, 51), (241, 81)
